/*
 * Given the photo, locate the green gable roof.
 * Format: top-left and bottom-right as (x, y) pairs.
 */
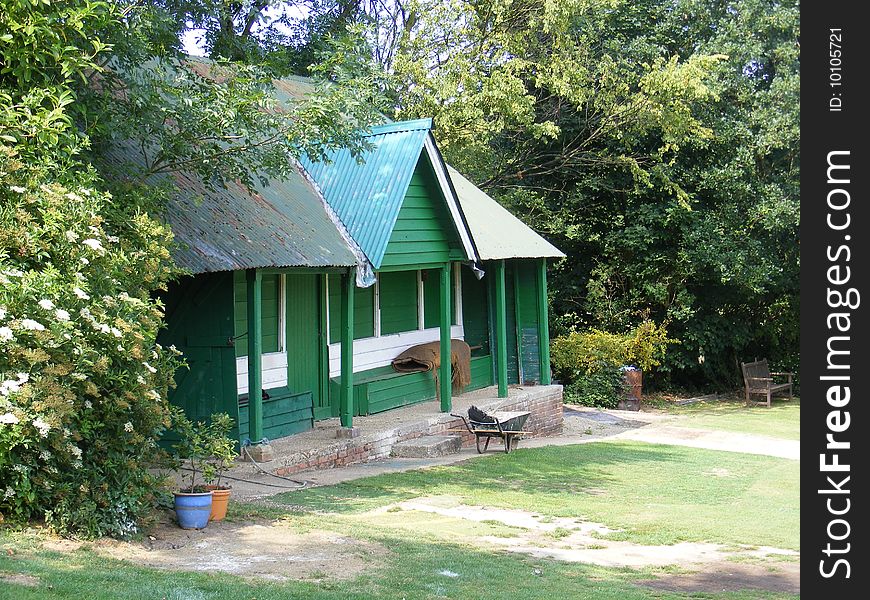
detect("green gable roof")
(299, 120), (431, 269)
(380, 154), (462, 268)
(447, 166), (565, 261)
(300, 120), (477, 270)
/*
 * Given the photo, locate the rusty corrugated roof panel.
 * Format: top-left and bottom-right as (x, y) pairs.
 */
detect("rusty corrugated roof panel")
(101, 142), (357, 273)
(299, 119), (432, 269)
(447, 166), (565, 260)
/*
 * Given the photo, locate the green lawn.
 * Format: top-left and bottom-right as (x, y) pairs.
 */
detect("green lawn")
(270, 441), (798, 550)
(657, 397), (800, 440)
(0, 441), (799, 599)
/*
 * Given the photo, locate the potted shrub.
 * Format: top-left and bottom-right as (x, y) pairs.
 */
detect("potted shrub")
(201, 413), (236, 521)
(170, 407), (213, 530)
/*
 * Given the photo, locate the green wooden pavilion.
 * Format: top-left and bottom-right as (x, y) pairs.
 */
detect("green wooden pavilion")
(156, 115), (563, 446)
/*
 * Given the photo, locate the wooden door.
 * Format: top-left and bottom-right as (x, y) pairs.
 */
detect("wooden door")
(159, 272), (239, 442)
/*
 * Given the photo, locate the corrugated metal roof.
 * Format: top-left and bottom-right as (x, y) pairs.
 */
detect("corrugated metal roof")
(299, 120), (433, 269)
(101, 142), (357, 273)
(447, 166), (565, 260)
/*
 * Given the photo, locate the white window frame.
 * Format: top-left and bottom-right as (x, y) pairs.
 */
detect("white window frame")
(236, 274), (288, 395)
(325, 264), (466, 376)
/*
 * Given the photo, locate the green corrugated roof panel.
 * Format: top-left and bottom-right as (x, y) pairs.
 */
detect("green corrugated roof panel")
(447, 166), (565, 260)
(101, 142), (357, 273)
(299, 119), (433, 269)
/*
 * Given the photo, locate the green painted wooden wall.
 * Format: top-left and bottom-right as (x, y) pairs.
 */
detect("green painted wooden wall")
(327, 274), (374, 342)
(490, 265), (520, 385)
(514, 260), (542, 384)
(381, 155), (461, 268)
(238, 389), (313, 440)
(479, 260), (546, 387)
(468, 355), (494, 391)
(329, 365), (435, 416)
(379, 270), (418, 334)
(284, 274), (322, 402)
(460, 266), (490, 356)
(423, 267), (457, 328)
(233, 271), (280, 357)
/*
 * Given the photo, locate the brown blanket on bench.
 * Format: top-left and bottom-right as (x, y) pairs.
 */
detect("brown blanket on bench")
(392, 339), (472, 393)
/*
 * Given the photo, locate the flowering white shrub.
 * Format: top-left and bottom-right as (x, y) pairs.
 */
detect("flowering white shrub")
(0, 151), (181, 537)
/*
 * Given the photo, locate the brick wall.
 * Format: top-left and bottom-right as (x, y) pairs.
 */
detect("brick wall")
(272, 385), (563, 476)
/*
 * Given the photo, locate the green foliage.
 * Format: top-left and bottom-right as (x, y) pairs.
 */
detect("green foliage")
(86, 56), (382, 189)
(551, 329), (627, 376)
(0, 0), (182, 538)
(551, 321), (673, 406)
(0, 155), (182, 536)
(390, 0), (723, 187)
(625, 320), (678, 372)
(551, 321), (673, 376)
(386, 0), (798, 390)
(169, 409), (237, 492)
(203, 413), (237, 489)
(564, 368), (625, 409)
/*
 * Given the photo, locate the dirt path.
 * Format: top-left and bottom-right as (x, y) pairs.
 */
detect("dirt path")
(46, 515), (388, 583)
(374, 496), (797, 569)
(81, 494), (799, 594)
(221, 403), (797, 503)
(637, 561), (801, 595)
(556, 405), (800, 460)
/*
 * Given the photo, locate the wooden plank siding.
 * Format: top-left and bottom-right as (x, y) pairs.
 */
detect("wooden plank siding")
(460, 266), (490, 356)
(378, 270), (418, 335)
(233, 271), (280, 357)
(327, 274), (375, 342)
(468, 354), (494, 391)
(514, 261), (542, 384)
(380, 155), (462, 269)
(238, 388), (313, 440)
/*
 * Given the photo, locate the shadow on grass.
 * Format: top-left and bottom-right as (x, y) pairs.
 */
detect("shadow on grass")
(0, 528), (799, 600)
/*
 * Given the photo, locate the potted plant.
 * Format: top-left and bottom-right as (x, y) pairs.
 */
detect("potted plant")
(169, 407), (213, 530)
(201, 412), (236, 521)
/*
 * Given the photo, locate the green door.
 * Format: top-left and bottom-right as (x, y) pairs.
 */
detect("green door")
(514, 260), (542, 384)
(284, 274), (331, 420)
(159, 272), (239, 441)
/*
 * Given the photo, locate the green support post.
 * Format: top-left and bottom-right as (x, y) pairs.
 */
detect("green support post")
(439, 263), (452, 412)
(246, 268), (264, 443)
(536, 258), (552, 385)
(494, 260), (509, 397)
(339, 268), (355, 427)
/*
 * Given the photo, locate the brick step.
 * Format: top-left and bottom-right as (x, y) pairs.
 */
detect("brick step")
(390, 435), (462, 458)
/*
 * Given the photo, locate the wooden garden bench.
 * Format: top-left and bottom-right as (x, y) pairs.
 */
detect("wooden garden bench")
(740, 359), (793, 408)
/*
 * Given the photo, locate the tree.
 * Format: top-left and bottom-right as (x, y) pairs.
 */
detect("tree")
(384, 0), (799, 389)
(1, 0), (179, 536)
(0, 0), (388, 536)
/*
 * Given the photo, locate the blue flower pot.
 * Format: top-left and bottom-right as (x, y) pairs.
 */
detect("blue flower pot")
(174, 491), (213, 529)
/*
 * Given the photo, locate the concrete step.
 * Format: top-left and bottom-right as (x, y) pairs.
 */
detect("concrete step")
(390, 435), (462, 458)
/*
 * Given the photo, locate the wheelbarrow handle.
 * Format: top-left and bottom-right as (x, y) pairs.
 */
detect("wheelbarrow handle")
(449, 414), (475, 434)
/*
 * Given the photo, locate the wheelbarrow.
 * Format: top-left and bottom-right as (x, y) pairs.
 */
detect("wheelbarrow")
(451, 410), (531, 454)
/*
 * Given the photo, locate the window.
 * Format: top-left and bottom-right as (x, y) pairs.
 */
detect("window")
(327, 265), (463, 344)
(327, 274), (375, 342)
(233, 272), (282, 358)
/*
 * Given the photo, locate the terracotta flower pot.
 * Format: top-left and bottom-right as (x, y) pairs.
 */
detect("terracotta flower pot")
(206, 485), (231, 521)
